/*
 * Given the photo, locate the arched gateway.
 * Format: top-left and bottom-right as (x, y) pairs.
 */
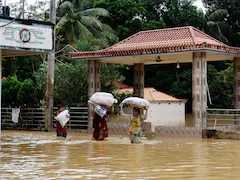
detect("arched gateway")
(0, 16), (54, 133)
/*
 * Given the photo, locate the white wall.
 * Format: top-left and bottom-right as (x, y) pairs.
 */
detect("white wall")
(145, 102), (185, 132)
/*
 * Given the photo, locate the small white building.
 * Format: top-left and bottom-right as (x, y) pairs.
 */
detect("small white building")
(117, 88), (187, 132)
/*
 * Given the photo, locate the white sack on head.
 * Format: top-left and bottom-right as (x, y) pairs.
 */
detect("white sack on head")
(88, 100), (95, 106)
(89, 92), (118, 107)
(122, 97), (150, 109)
(92, 92), (114, 98)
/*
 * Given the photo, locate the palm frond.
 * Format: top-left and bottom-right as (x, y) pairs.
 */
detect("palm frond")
(80, 16), (103, 30)
(216, 25), (229, 44)
(101, 24), (119, 42)
(87, 26), (103, 38)
(57, 15), (71, 27)
(66, 24), (75, 44)
(207, 21), (215, 27)
(216, 21), (229, 33)
(208, 9), (228, 21)
(75, 21), (93, 40)
(101, 24), (114, 33)
(56, 16), (62, 22)
(78, 8), (109, 17)
(207, 21), (229, 44)
(59, 1), (74, 14)
(72, 0), (89, 11)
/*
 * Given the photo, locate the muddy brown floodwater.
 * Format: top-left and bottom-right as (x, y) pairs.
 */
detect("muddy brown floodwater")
(1, 130), (240, 179)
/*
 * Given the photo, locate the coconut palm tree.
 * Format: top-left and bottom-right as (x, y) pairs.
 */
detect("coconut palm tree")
(206, 9), (229, 44)
(56, 0), (117, 44)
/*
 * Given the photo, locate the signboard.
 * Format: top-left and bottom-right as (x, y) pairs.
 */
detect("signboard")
(0, 20), (53, 51)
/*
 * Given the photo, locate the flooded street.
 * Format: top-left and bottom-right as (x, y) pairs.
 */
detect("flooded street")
(1, 130), (240, 179)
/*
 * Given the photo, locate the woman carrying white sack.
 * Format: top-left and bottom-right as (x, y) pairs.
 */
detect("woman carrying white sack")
(54, 105), (70, 138)
(119, 97), (149, 144)
(88, 92), (117, 140)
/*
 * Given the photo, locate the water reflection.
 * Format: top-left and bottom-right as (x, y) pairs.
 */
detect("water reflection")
(1, 130), (240, 179)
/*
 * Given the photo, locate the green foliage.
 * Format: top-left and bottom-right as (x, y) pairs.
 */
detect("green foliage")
(2, 76), (22, 107)
(169, 63), (234, 110)
(56, 0), (117, 44)
(74, 38), (109, 51)
(170, 69), (192, 99)
(33, 59), (127, 106)
(137, 0), (165, 21)
(143, 64), (179, 93)
(3, 55), (43, 82)
(140, 19), (166, 31)
(54, 61), (89, 106)
(101, 63), (127, 92)
(203, 0), (240, 46)
(157, 0), (205, 29)
(94, 0), (148, 39)
(33, 62), (48, 106)
(208, 64), (234, 108)
(17, 78), (37, 106)
(2, 76), (40, 107)
(206, 9), (229, 44)
(169, 68), (192, 111)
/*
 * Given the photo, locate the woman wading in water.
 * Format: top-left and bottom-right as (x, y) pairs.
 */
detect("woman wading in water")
(55, 105), (70, 138)
(119, 104), (148, 144)
(92, 105), (114, 141)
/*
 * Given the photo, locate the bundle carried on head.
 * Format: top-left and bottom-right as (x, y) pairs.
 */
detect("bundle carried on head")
(88, 92), (118, 107)
(121, 97), (150, 109)
(88, 92), (118, 118)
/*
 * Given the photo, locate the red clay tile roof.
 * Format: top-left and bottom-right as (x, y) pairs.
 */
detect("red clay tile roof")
(70, 26), (240, 58)
(116, 87), (186, 102)
(106, 80), (132, 89)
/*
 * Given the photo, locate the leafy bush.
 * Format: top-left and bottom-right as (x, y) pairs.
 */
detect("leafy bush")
(2, 75), (21, 107)
(17, 78), (37, 106)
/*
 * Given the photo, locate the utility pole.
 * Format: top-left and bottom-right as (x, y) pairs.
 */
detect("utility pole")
(22, 0), (24, 19)
(45, 0), (56, 131)
(0, 0), (7, 17)
(0, 0), (2, 16)
(4, 0), (6, 17)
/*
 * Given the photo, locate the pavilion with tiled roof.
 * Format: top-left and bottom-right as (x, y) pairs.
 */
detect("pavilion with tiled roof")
(70, 26), (240, 129)
(71, 26), (240, 63)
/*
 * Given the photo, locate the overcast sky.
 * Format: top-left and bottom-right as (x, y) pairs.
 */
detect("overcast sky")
(5, 0), (206, 12)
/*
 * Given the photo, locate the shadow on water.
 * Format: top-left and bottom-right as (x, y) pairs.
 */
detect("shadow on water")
(1, 130), (240, 179)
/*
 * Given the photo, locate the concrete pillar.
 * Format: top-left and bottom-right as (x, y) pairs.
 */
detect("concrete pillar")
(234, 57), (240, 124)
(192, 52), (207, 129)
(88, 60), (95, 97)
(88, 60), (101, 131)
(45, 53), (55, 131)
(95, 61), (101, 92)
(139, 63), (144, 98)
(201, 52), (207, 128)
(133, 64), (139, 97)
(45, 0), (56, 131)
(133, 63), (144, 98)
(88, 60), (95, 131)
